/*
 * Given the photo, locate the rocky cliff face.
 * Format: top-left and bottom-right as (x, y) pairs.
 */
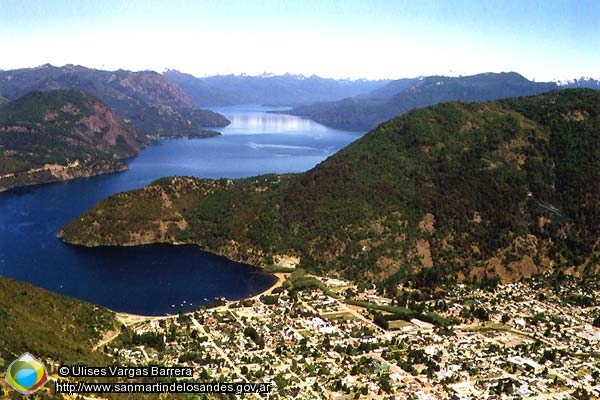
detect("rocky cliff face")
(0, 90), (141, 191)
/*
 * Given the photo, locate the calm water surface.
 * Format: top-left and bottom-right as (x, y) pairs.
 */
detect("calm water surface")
(0, 106), (363, 315)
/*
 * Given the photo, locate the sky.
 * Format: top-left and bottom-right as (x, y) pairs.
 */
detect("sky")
(0, 0), (598, 81)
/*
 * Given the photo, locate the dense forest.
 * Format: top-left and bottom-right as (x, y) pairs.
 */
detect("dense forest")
(60, 89), (600, 292)
(0, 276), (116, 366)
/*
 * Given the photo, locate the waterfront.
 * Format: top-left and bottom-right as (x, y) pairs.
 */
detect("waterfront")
(0, 106), (363, 315)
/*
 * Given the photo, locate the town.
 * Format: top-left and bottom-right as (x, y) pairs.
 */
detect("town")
(104, 270), (600, 399)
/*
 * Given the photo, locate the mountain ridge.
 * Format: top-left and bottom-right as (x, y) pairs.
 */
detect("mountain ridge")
(0, 64), (230, 137)
(163, 70), (391, 107)
(286, 72), (560, 130)
(59, 89), (600, 290)
(0, 90), (143, 191)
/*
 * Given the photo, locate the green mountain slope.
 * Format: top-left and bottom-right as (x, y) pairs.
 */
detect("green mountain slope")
(0, 64), (230, 137)
(59, 89), (600, 288)
(0, 90), (142, 190)
(287, 72), (557, 131)
(0, 276), (116, 366)
(0, 277), (182, 399)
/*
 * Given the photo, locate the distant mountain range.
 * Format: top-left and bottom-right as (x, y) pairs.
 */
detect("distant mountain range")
(162, 70), (600, 132)
(163, 70), (391, 107)
(0, 64), (230, 137)
(285, 72), (576, 130)
(5, 66), (596, 135)
(2, 66), (598, 194)
(60, 89), (600, 287)
(0, 90), (144, 191)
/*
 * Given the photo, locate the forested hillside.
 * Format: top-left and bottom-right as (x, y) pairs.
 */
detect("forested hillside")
(60, 89), (600, 290)
(0, 90), (142, 190)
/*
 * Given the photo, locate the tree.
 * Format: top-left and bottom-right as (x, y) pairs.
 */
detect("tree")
(474, 306), (489, 321)
(373, 311), (389, 329)
(259, 294), (278, 305)
(244, 326), (265, 349)
(572, 388), (592, 400)
(379, 373), (392, 393)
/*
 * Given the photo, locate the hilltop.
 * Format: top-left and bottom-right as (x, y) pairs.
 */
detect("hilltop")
(0, 90), (142, 190)
(59, 89), (600, 291)
(0, 64), (230, 137)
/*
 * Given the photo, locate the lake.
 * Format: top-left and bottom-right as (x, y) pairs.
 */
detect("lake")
(0, 106), (364, 315)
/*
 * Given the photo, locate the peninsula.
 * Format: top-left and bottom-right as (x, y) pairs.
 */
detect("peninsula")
(60, 89), (600, 290)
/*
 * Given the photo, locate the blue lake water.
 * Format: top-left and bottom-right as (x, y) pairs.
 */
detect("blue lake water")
(0, 106), (364, 315)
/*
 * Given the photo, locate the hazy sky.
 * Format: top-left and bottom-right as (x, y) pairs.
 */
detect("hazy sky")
(0, 0), (598, 80)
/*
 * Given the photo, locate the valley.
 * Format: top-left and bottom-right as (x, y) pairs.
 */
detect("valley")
(1, 67), (600, 400)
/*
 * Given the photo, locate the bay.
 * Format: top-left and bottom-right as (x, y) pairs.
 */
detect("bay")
(0, 106), (364, 315)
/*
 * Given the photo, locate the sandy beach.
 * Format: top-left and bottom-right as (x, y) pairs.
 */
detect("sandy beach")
(113, 272), (289, 327)
(247, 272), (289, 301)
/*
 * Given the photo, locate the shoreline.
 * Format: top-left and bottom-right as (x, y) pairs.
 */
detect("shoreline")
(0, 161), (129, 193)
(53, 235), (293, 323)
(114, 272), (289, 325)
(0, 128), (226, 193)
(246, 272), (289, 301)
